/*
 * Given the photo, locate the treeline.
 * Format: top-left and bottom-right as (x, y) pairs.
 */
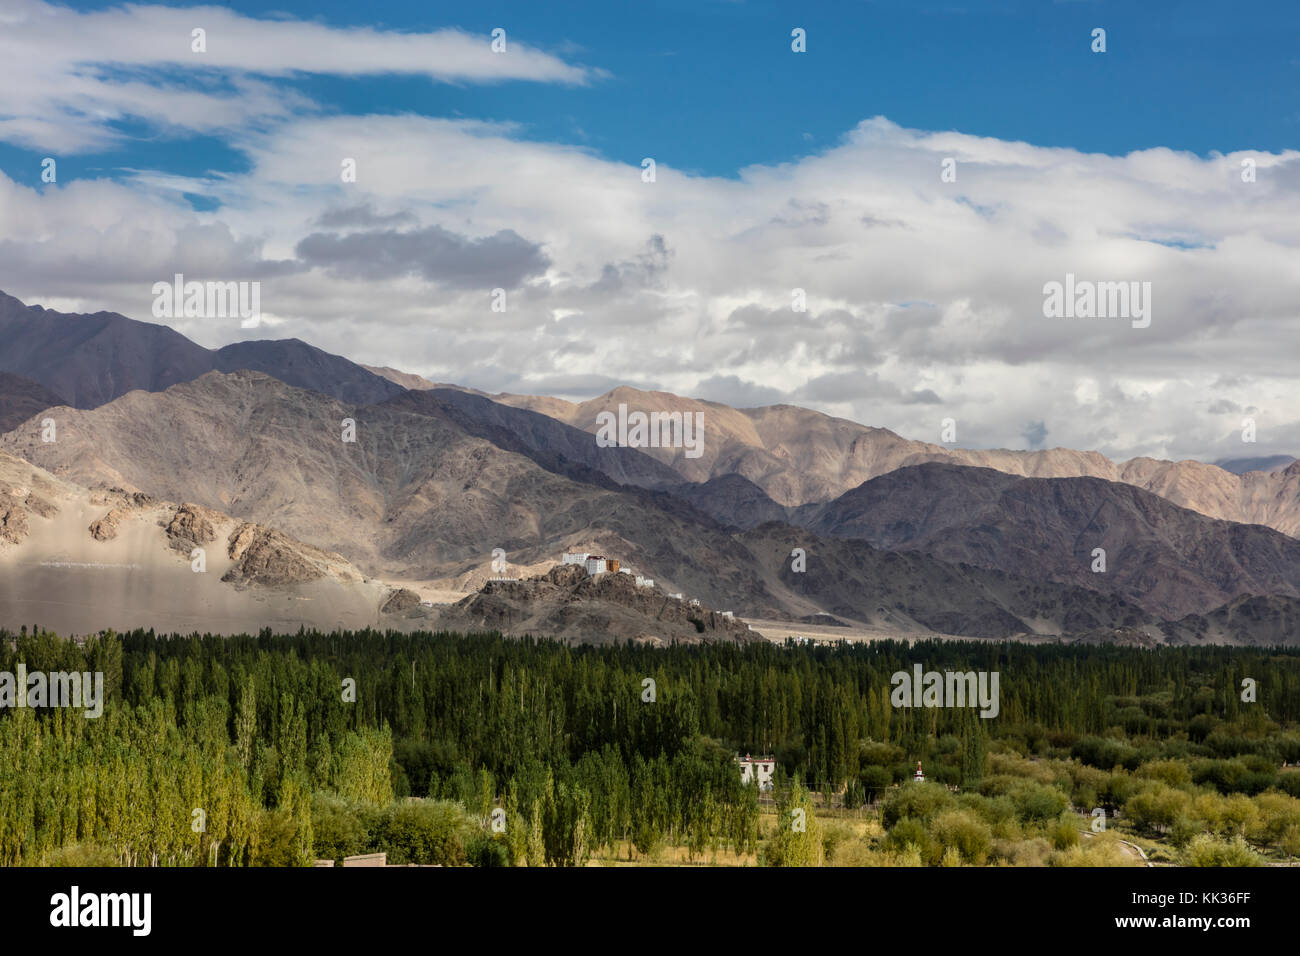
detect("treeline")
(0, 627), (1298, 865)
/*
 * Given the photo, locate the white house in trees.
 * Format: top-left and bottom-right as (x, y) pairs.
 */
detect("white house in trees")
(738, 754), (775, 791)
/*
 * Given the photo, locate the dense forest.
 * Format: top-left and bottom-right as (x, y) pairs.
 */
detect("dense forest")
(1, 627), (1299, 866)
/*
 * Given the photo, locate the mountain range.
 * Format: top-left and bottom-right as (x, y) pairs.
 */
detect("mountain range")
(1, 290), (1298, 645)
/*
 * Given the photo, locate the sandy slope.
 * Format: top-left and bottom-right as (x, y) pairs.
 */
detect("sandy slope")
(0, 453), (392, 636)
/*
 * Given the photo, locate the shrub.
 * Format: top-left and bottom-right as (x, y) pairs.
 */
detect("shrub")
(1169, 815), (1201, 849)
(1136, 759), (1191, 788)
(884, 818), (938, 866)
(310, 792), (372, 861)
(1280, 825), (1300, 858)
(1276, 772), (1300, 799)
(1183, 835), (1263, 867)
(992, 837), (1051, 867)
(931, 810), (992, 865)
(1050, 839), (1134, 867)
(880, 782), (954, 828)
(375, 799), (477, 866)
(1010, 782), (1069, 825)
(1072, 736), (1138, 771)
(40, 843), (119, 866)
(1125, 786), (1191, 835)
(1047, 819), (1080, 851)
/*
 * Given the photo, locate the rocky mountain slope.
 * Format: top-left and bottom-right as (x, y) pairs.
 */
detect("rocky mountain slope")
(804, 463), (1300, 619)
(738, 522), (1153, 639)
(472, 382), (1300, 537)
(1159, 595), (1300, 646)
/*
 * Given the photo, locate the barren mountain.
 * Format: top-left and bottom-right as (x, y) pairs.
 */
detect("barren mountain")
(212, 339), (403, 404)
(7, 290), (1298, 538)
(0, 371), (1187, 640)
(481, 383), (1300, 537)
(805, 463), (1300, 619)
(8, 290), (1297, 539)
(0, 370), (776, 611)
(738, 522), (1153, 639)
(671, 473), (793, 529)
(0, 291), (402, 407)
(385, 387), (685, 491)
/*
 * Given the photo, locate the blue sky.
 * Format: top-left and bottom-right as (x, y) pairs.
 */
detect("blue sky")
(3, 0), (1297, 187)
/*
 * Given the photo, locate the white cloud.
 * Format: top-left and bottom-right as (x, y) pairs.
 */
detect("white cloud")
(1, 23), (1298, 465)
(0, 0), (595, 151)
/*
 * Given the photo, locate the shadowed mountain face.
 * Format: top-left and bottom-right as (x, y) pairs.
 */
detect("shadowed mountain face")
(804, 462), (1300, 619)
(212, 340), (404, 405)
(0, 292), (213, 407)
(671, 473), (793, 529)
(385, 388), (686, 492)
(0, 291), (402, 407)
(0, 373), (66, 434)
(739, 523), (1153, 638)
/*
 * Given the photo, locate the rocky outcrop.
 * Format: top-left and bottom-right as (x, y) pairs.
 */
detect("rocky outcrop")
(435, 563), (760, 645)
(223, 523), (360, 588)
(88, 490), (156, 542)
(88, 508), (124, 541)
(24, 492), (57, 519)
(0, 492), (29, 545)
(381, 588), (423, 614)
(165, 503), (219, 553)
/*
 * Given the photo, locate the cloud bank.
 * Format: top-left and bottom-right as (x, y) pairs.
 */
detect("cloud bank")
(1, 3), (1298, 464)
